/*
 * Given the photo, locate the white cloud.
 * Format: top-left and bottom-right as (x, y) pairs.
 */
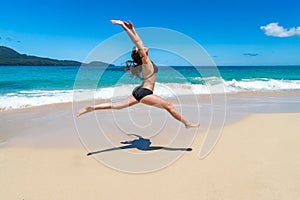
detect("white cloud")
(260, 22), (300, 37)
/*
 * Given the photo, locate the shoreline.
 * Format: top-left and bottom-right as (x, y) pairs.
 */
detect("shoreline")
(1, 90), (300, 113)
(1, 91), (300, 148)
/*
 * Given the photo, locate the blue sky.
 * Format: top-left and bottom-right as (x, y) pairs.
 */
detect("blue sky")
(0, 0), (300, 65)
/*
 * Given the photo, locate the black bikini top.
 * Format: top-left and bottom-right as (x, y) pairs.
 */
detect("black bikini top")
(141, 61), (158, 80)
(152, 61), (158, 73)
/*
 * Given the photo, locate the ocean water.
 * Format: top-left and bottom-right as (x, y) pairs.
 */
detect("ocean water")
(0, 65), (300, 110)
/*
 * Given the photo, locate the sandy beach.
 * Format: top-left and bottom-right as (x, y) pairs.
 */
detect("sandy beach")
(1, 93), (300, 199)
(1, 0), (300, 198)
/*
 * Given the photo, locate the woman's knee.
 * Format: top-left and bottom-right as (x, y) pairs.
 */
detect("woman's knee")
(109, 102), (122, 109)
(164, 102), (174, 112)
(111, 103), (122, 109)
(112, 101), (131, 110)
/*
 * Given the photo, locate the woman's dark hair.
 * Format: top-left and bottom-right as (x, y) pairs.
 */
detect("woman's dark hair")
(131, 48), (143, 65)
(125, 47), (143, 78)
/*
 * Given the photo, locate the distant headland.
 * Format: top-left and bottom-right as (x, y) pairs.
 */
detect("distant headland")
(0, 46), (114, 66)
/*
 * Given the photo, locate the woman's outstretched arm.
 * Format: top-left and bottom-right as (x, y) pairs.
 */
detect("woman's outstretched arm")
(110, 20), (148, 58)
(125, 21), (144, 47)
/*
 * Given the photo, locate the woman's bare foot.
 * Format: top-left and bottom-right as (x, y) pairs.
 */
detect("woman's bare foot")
(77, 106), (95, 117)
(185, 122), (200, 129)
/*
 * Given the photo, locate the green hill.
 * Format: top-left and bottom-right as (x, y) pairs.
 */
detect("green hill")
(0, 46), (112, 66)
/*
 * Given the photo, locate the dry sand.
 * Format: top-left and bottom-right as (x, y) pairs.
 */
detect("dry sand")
(1, 109), (300, 199)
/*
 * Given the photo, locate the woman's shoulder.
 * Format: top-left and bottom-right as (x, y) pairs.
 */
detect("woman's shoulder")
(138, 47), (151, 64)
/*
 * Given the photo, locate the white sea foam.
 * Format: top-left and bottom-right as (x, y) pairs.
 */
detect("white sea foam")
(225, 78), (300, 92)
(0, 90), (74, 110)
(1, 78), (300, 110)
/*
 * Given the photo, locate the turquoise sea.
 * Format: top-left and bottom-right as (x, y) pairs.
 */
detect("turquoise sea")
(1, 65), (300, 110)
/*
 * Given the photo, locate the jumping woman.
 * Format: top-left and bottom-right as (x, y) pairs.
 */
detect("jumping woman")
(77, 20), (199, 129)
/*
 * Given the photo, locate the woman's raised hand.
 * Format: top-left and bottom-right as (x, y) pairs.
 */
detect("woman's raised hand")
(110, 20), (133, 29)
(110, 20), (125, 26)
(124, 21), (133, 29)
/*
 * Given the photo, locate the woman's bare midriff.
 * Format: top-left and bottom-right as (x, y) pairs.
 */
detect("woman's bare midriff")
(141, 63), (156, 91)
(141, 82), (155, 91)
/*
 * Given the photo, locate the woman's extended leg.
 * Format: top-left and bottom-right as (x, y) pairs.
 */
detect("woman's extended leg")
(140, 95), (199, 128)
(77, 95), (138, 117)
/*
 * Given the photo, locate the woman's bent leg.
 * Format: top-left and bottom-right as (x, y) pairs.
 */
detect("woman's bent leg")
(140, 95), (199, 128)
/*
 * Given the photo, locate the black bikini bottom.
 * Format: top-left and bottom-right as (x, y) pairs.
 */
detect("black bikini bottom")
(132, 86), (153, 101)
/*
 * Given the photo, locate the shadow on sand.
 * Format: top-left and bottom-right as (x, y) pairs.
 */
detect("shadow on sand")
(87, 134), (192, 156)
